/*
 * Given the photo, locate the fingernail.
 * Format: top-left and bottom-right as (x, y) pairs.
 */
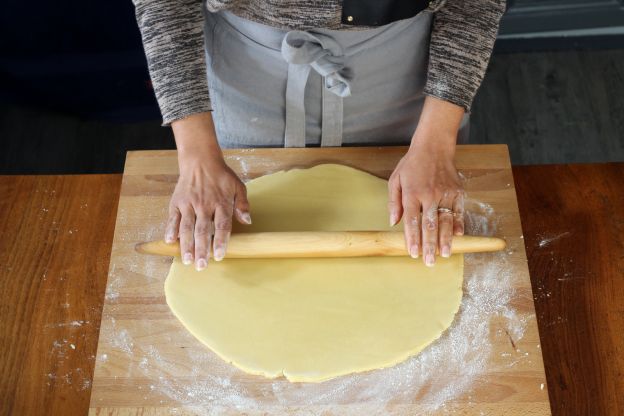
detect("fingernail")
(441, 245), (451, 258)
(214, 246), (225, 261)
(390, 212), (398, 226)
(165, 234), (175, 243)
(425, 253), (435, 267)
(195, 258), (207, 271)
(410, 245), (419, 259)
(183, 252), (193, 265)
(239, 210), (252, 225)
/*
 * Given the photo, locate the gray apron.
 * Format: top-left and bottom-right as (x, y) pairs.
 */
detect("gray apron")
(204, 8), (469, 148)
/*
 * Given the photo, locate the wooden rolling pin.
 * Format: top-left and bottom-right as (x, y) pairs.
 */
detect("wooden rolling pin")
(135, 232), (506, 259)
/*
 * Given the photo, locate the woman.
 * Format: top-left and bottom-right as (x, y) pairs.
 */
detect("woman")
(133, 0), (506, 270)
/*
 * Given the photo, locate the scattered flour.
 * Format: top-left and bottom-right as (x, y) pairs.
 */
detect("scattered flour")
(537, 231), (571, 248)
(110, 328), (134, 355)
(46, 320), (89, 328)
(105, 264), (121, 301)
(229, 156), (251, 181)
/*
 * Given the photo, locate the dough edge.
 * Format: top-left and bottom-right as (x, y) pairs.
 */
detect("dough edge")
(165, 256), (464, 383)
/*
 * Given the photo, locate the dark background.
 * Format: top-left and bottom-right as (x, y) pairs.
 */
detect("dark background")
(1, 0), (623, 173)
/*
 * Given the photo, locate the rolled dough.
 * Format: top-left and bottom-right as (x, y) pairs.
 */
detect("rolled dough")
(165, 164), (464, 382)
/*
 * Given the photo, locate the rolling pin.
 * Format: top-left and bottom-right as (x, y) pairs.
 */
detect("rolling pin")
(135, 231), (506, 259)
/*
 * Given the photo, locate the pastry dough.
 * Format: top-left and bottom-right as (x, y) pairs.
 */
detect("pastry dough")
(165, 164), (464, 382)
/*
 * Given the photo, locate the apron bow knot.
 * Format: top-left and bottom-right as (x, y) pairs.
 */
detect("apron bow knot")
(281, 31), (352, 98)
(281, 31), (352, 147)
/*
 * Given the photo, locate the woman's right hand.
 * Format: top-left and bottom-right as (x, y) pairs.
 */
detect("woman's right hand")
(167, 112), (251, 270)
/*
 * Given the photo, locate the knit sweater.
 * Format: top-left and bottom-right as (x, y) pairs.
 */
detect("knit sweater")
(132, 0), (506, 125)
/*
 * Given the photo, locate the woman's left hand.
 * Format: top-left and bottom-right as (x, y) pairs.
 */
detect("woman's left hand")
(388, 134), (465, 267)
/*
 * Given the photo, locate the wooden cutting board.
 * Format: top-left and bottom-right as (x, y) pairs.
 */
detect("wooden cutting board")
(88, 145), (550, 415)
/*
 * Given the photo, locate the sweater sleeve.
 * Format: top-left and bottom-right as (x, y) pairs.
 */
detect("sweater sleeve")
(425, 0), (506, 112)
(133, 0), (211, 125)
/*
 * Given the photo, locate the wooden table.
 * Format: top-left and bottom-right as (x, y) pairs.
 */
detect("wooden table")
(0, 150), (622, 415)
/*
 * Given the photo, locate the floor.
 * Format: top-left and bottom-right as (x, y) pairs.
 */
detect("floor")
(1, 48), (623, 174)
(471, 48), (624, 165)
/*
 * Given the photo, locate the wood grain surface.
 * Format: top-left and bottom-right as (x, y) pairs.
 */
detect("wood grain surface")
(513, 163), (624, 416)
(88, 145), (550, 415)
(0, 175), (121, 415)
(2, 158), (621, 415)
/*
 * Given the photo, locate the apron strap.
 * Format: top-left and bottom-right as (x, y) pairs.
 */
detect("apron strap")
(281, 31), (352, 148)
(284, 64), (311, 148)
(321, 84), (343, 147)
